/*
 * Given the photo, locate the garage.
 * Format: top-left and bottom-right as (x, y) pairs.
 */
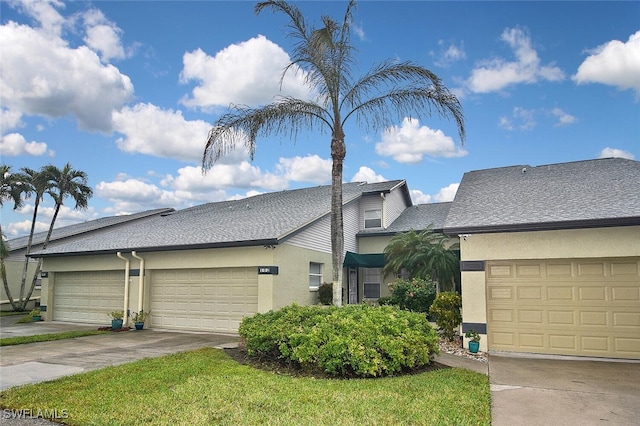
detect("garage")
(150, 267), (258, 333)
(486, 258), (640, 359)
(53, 271), (124, 323)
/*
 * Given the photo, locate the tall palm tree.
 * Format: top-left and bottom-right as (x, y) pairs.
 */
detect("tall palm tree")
(17, 167), (55, 304)
(203, 0), (465, 305)
(1, 165), (30, 310)
(383, 228), (460, 293)
(19, 163), (93, 310)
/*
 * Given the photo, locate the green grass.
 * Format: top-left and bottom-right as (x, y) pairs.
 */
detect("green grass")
(0, 330), (110, 346)
(0, 348), (490, 425)
(0, 311), (27, 316)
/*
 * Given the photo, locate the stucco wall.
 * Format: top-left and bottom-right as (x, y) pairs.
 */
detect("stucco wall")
(1, 260), (40, 311)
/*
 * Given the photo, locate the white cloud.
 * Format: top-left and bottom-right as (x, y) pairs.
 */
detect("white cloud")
(82, 8), (128, 62)
(598, 147), (635, 160)
(96, 178), (186, 214)
(0, 21), (134, 132)
(375, 118), (467, 163)
(468, 27), (564, 93)
(0, 133), (54, 156)
(112, 103), (213, 162)
(4, 219), (49, 238)
(572, 30), (640, 96)
(498, 107), (536, 131)
(433, 40), (466, 67)
(1, 108), (23, 131)
(409, 189), (432, 204)
(276, 155), (331, 184)
(350, 166), (386, 183)
(433, 183), (459, 202)
(12, 0), (66, 37)
(179, 35), (312, 109)
(550, 108), (577, 127)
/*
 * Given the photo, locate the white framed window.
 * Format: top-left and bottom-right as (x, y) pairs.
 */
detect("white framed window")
(364, 209), (382, 228)
(309, 262), (323, 290)
(363, 268), (381, 299)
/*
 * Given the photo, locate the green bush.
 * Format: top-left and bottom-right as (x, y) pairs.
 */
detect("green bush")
(386, 277), (436, 314)
(317, 282), (333, 305)
(239, 304), (439, 378)
(429, 291), (462, 341)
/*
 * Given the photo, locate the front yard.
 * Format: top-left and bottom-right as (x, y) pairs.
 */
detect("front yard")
(0, 347), (490, 425)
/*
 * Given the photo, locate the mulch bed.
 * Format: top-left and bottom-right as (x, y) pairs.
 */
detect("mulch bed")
(438, 336), (488, 363)
(97, 326), (132, 332)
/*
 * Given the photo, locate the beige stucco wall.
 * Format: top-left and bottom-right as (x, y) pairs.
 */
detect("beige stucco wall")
(1, 260), (40, 311)
(459, 225), (640, 352)
(40, 243), (335, 320)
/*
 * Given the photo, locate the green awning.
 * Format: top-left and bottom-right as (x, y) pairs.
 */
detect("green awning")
(343, 251), (386, 268)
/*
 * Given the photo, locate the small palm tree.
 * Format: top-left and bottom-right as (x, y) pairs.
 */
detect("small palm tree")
(204, 0), (464, 305)
(19, 163), (93, 310)
(383, 228), (460, 292)
(1, 165), (29, 310)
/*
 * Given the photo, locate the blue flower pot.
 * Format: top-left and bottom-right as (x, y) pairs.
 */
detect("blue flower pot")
(135, 322), (144, 330)
(469, 341), (480, 353)
(111, 319), (123, 330)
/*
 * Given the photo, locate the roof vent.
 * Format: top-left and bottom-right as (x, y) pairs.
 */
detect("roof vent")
(521, 167), (527, 174)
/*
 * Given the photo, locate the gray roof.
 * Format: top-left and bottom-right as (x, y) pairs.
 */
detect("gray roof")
(444, 158), (640, 234)
(7, 208), (174, 252)
(34, 180), (406, 257)
(359, 202), (451, 236)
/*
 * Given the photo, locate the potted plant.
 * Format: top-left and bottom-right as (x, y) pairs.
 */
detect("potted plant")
(465, 329), (481, 353)
(108, 310), (124, 330)
(130, 310), (150, 330)
(30, 309), (42, 322)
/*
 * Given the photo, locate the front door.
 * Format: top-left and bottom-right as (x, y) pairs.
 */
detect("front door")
(348, 268), (358, 304)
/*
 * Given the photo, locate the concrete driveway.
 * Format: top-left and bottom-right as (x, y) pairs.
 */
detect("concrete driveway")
(0, 318), (239, 391)
(490, 353), (640, 425)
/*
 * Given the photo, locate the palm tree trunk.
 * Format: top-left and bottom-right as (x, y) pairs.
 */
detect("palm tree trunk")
(330, 131), (346, 307)
(18, 198), (40, 304)
(20, 203), (59, 310)
(1, 223), (20, 310)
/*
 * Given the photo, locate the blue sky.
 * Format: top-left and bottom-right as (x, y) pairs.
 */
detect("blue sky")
(1, 0), (639, 238)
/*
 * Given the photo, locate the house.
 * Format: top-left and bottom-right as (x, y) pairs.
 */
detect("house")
(19, 157), (640, 360)
(30, 180), (412, 334)
(444, 158), (640, 360)
(1, 208), (173, 311)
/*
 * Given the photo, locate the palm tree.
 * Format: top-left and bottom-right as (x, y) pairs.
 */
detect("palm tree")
(203, 0), (465, 305)
(19, 163), (93, 310)
(17, 167), (55, 305)
(1, 165), (30, 310)
(383, 228), (460, 293)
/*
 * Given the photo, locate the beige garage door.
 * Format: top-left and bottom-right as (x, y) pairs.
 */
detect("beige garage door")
(150, 268), (258, 333)
(487, 258), (640, 359)
(53, 271), (124, 323)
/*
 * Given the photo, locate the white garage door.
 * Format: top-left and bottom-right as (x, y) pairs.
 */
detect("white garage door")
(150, 268), (258, 333)
(53, 271), (124, 323)
(487, 258), (640, 359)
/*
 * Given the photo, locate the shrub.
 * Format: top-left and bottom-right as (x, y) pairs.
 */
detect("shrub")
(317, 282), (333, 305)
(239, 304), (439, 378)
(429, 292), (462, 341)
(239, 304), (336, 359)
(386, 277), (436, 314)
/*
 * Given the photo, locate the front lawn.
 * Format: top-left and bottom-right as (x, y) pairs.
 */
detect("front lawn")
(0, 348), (490, 425)
(0, 330), (110, 346)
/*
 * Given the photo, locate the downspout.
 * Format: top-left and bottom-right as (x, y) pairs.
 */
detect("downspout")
(116, 252), (130, 324)
(131, 251), (145, 313)
(380, 192), (387, 229)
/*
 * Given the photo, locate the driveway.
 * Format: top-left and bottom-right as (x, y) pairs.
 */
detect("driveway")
(490, 353), (640, 425)
(0, 319), (239, 391)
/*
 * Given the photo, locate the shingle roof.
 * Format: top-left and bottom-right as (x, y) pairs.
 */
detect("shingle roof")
(444, 158), (640, 234)
(359, 202), (451, 236)
(7, 208), (174, 252)
(33, 180), (406, 256)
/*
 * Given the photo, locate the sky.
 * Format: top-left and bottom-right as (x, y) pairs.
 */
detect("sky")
(1, 0), (639, 239)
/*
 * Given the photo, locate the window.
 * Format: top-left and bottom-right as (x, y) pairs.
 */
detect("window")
(364, 209), (382, 228)
(309, 262), (322, 290)
(363, 268), (381, 299)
